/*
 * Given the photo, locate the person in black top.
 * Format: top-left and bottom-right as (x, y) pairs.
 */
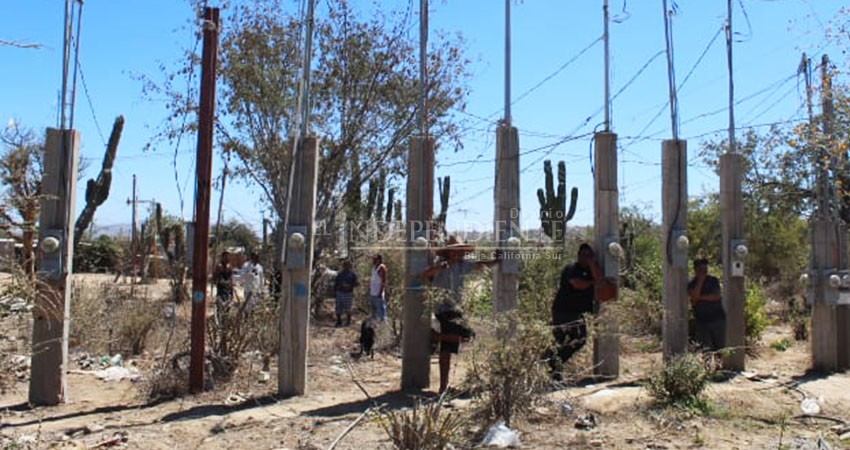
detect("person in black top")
(688, 258), (726, 352)
(550, 243), (603, 376)
(213, 251), (235, 337)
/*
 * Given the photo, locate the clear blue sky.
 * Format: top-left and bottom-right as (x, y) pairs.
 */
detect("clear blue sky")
(0, 0), (844, 236)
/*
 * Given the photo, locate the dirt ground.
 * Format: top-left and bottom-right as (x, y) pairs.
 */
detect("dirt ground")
(0, 275), (849, 449)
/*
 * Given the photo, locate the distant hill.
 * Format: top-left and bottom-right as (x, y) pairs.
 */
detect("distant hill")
(86, 223), (132, 238)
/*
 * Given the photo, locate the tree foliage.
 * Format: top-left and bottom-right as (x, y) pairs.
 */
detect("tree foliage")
(697, 128), (810, 282)
(142, 0), (471, 265)
(0, 123), (43, 277)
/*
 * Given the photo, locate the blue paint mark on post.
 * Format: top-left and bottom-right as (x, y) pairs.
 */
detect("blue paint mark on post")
(294, 283), (308, 297)
(193, 291), (205, 303)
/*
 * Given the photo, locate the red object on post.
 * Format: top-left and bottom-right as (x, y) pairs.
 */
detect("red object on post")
(189, 6), (220, 394)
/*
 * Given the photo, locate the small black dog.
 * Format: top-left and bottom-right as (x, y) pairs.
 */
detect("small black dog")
(358, 319), (376, 359)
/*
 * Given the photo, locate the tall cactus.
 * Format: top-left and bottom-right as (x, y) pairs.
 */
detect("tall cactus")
(536, 160), (578, 245)
(74, 115), (124, 246)
(435, 176), (450, 237)
(385, 187), (395, 223)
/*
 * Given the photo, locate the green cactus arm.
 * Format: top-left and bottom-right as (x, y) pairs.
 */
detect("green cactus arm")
(543, 160), (555, 204)
(557, 161), (566, 205)
(566, 187), (578, 222)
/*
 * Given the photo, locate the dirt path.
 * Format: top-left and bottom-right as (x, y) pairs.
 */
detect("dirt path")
(0, 282), (848, 449)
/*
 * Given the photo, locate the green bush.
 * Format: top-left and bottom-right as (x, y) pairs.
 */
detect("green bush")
(74, 235), (123, 273)
(517, 247), (566, 323)
(646, 353), (712, 412)
(745, 281), (770, 346)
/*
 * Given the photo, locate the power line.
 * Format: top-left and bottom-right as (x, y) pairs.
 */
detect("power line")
(77, 63), (106, 146)
(511, 36), (603, 107)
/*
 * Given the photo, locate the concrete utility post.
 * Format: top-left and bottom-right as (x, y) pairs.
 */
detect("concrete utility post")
(721, 0), (747, 371)
(29, 129), (80, 405)
(809, 54), (850, 371)
(402, 0), (435, 391)
(279, 0), (319, 396)
(189, 6), (220, 394)
(279, 137), (319, 396)
(662, 140), (688, 360)
(401, 137), (435, 391)
(593, 132), (620, 378)
(493, 0), (519, 314)
(494, 125), (520, 313)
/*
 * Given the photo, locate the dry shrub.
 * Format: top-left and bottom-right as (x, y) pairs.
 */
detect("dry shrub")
(117, 298), (159, 355)
(378, 397), (467, 450)
(465, 316), (553, 427)
(70, 283), (160, 356)
(207, 294), (279, 376)
(143, 347), (190, 402)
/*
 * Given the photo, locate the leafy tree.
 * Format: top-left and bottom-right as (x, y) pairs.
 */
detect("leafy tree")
(213, 218), (260, 253)
(75, 235), (123, 273)
(698, 128), (809, 282)
(143, 0), (470, 268)
(0, 123), (43, 278)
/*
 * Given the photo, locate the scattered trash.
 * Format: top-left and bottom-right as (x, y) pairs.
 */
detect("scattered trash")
(788, 435), (833, 450)
(92, 431), (129, 448)
(330, 365), (346, 375)
(258, 371), (270, 384)
(93, 366), (139, 382)
(575, 413), (598, 430)
(16, 435), (37, 444)
(110, 354), (123, 367)
(742, 371), (777, 382)
(561, 402), (573, 415)
(480, 421), (521, 448)
(0, 296), (31, 313)
(225, 392), (248, 405)
(801, 397), (822, 415)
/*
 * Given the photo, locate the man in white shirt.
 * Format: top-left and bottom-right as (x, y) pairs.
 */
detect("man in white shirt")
(240, 252), (264, 314)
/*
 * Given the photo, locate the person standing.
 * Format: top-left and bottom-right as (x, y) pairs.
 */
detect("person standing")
(688, 258), (726, 352)
(214, 251), (235, 315)
(369, 254), (388, 323)
(240, 252), (264, 314)
(423, 236), (500, 394)
(334, 260), (359, 327)
(550, 243), (604, 377)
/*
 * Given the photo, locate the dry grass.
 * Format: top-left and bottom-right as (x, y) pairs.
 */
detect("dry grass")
(377, 396), (467, 450)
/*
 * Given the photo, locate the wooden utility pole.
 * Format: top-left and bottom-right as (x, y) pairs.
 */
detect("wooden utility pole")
(29, 128), (80, 405)
(401, 137), (434, 391)
(279, 137), (319, 396)
(721, 0), (746, 371)
(189, 6), (220, 394)
(127, 174), (138, 283)
(593, 131), (620, 378)
(662, 140), (688, 360)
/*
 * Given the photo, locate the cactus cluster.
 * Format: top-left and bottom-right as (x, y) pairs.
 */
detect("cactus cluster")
(364, 170), (395, 222)
(536, 160), (578, 245)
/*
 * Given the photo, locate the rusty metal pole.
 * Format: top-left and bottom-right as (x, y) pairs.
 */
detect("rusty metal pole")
(189, 6), (220, 394)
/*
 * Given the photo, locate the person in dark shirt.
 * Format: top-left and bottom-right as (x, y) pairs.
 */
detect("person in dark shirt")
(688, 258), (726, 352)
(334, 260), (359, 327)
(214, 251), (234, 310)
(550, 243), (603, 376)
